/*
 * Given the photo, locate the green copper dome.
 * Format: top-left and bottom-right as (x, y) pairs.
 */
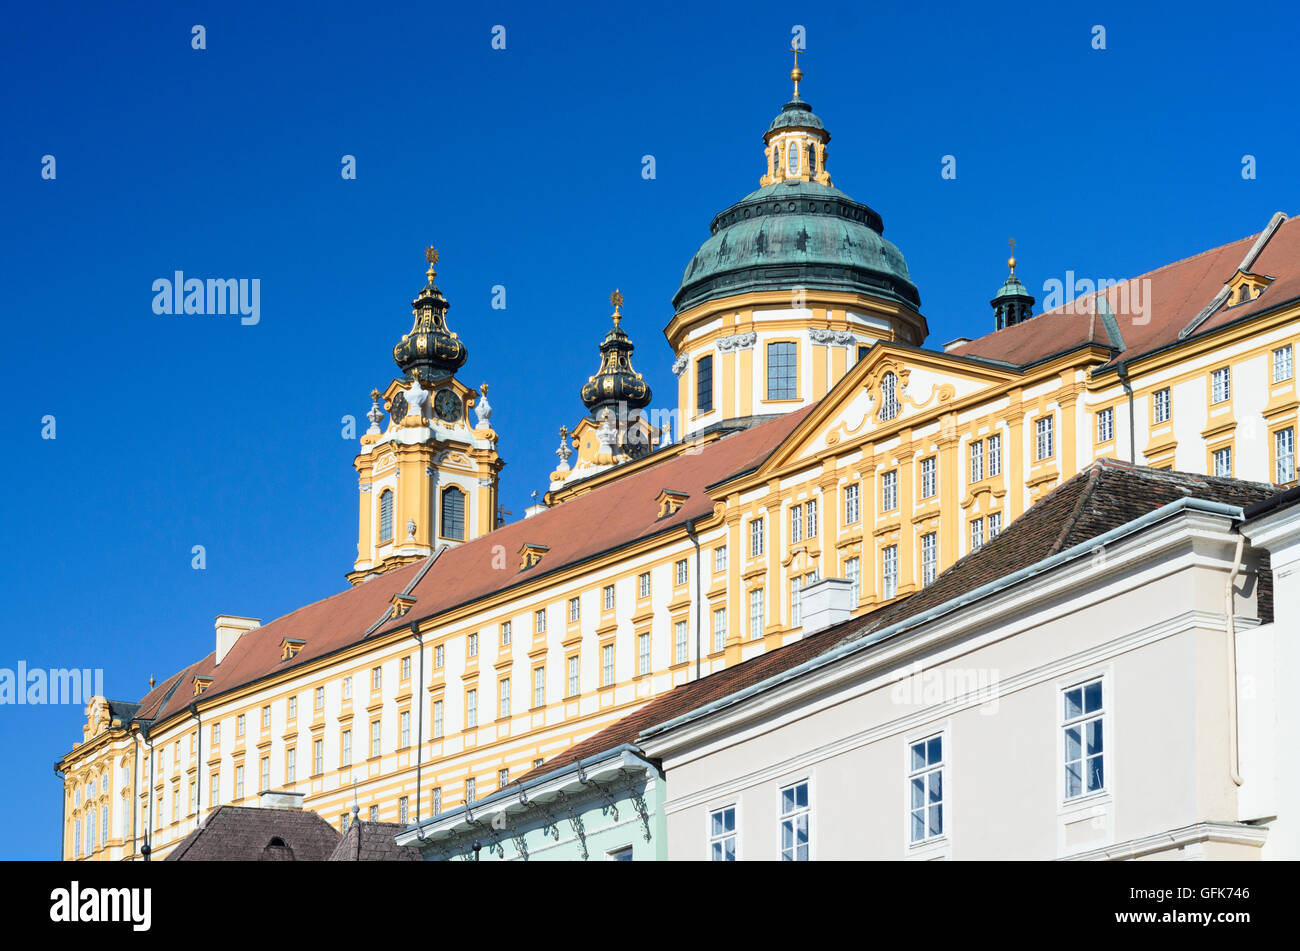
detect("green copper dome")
(673, 179), (920, 313)
(767, 98), (827, 134)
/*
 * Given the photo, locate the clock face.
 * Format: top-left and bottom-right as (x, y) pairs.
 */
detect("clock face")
(389, 392), (408, 424)
(434, 389), (462, 423)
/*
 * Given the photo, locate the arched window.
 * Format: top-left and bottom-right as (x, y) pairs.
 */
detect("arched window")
(441, 487), (466, 541)
(787, 141), (800, 175)
(880, 372), (899, 421)
(378, 490), (394, 543)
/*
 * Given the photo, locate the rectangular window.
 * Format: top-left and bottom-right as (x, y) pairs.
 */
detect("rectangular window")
(342, 729), (352, 766)
(1214, 446), (1233, 477)
(790, 575), (803, 627)
(988, 511), (1002, 538)
(315, 686), (325, 710)
(210, 772), (219, 807)
(498, 768), (509, 789)
(466, 690), (477, 729)
(921, 532), (938, 586)
(987, 434), (1002, 476)
(602, 644), (615, 685)
(432, 702), (443, 738)
(499, 678), (511, 718)
(236, 713), (245, 737)
(501, 620), (512, 646)
(674, 620), (688, 665)
(909, 734), (945, 844)
(211, 722), (220, 745)
(287, 696), (297, 719)
(712, 608), (727, 653)
(920, 457), (937, 499)
(882, 545), (898, 599)
(343, 676), (352, 700)
(341, 813), (350, 834)
(709, 806), (737, 861)
(400, 710), (410, 747)
(369, 805), (378, 823)
(882, 470), (898, 512)
(1274, 344), (1294, 383)
(260, 756), (270, 792)
(1063, 679), (1105, 800)
(235, 764), (244, 800)
(466, 778), (476, 805)
(313, 738), (323, 775)
(1035, 416), (1054, 461)
(697, 354), (714, 413)
(970, 517), (984, 551)
(603, 585), (615, 611)
(779, 781), (810, 861)
(750, 518), (765, 557)
(533, 667), (546, 708)
(790, 504), (803, 544)
(399, 796), (409, 826)
(844, 484), (860, 524)
(567, 656), (580, 697)
(748, 588), (765, 640)
(535, 609), (546, 635)
(435, 644), (445, 669)
(468, 633), (478, 657)
(1153, 388), (1171, 423)
(371, 666), (382, 692)
(805, 499), (818, 539)
(568, 597), (580, 623)
(431, 787), (442, 818)
(1096, 407), (1114, 443)
(675, 559), (688, 586)
(845, 557), (860, 606)
(1277, 428), (1296, 483)
(262, 705), (270, 729)
(638, 571), (651, 597)
(172, 786), (180, 822)
(713, 546), (727, 573)
(1211, 367), (1231, 404)
(401, 656), (411, 680)
(638, 633), (651, 675)
(370, 720), (381, 759)
(969, 440), (984, 483)
(766, 341), (798, 400)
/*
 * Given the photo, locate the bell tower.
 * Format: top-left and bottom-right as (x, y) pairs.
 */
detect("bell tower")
(347, 248), (504, 585)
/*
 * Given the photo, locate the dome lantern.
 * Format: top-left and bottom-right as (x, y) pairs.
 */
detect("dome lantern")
(393, 246), (468, 382)
(579, 290), (652, 415)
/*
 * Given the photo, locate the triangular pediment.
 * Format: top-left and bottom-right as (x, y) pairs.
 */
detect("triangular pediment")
(753, 344), (1020, 475)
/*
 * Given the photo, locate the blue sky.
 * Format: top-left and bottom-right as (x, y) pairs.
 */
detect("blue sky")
(1, 0), (1296, 859)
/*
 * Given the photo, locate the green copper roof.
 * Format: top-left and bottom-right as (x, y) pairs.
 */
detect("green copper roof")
(993, 274), (1031, 299)
(767, 99), (827, 135)
(673, 179), (919, 313)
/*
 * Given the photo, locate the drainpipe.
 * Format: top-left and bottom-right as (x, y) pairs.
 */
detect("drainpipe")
(686, 518), (703, 680)
(413, 622), (426, 835)
(54, 763), (66, 860)
(1225, 535), (1245, 787)
(143, 731), (155, 861)
(1116, 361), (1136, 462)
(189, 703), (202, 826)
(130, 728), (139, 857)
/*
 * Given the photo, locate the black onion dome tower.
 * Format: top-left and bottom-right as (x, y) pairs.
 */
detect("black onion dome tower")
(580, 290), (652, 416)
(393, 247), (468, 382)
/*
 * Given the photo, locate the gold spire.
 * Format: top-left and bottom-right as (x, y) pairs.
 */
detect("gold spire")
(789, 46), (803, 99)
(425, 245), (439, 283)
(610, 288), (624, 327)
(1007, 237), (1017, 275)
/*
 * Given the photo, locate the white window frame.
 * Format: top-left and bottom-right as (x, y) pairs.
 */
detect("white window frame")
(708, 804), (738, 861)
(882, 545), (898, 599)
(882, 470), (898, 512)
(1061, 676), (1107, 802)
(1035, 416), (1054, 461)
(749, 588), (765, 640)
(845, 557), (860, 606)
(778, 779), (811, 861)
(638, 633), (651, 675)
(750, 518), (765, 557)
(1211, 366), (1231, 404)
(907, 733), (945, 845)
(920, 532), (937, 585)
(1277, 427), (1296, 483)
(1213, 445), (1233, 477)
(712, 608), (726, 653)
(920, 456), (937, 499)
(602, 644), (615, 686)
(969, 439), (983, 483)
(674, 620), (689, 665)
(1153, 388), (1170, 423)
(987, 433), (1002, 476)
(844, 483), (860, 524)
(1274, 344), (1294, 383)
(1096, 407), (1114, 443)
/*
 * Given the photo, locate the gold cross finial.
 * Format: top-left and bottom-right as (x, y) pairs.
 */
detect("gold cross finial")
(560, 425), (568, 438)
(1007, 238), (1017, 274)
(425, 245), (439, 282)
(789, 46), (804, 99)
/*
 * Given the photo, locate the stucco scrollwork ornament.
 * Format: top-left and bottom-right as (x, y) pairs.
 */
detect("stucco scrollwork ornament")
(671, 354), (689, 376)
(715, 331), (757, 353)
(809, 328), (856, 346)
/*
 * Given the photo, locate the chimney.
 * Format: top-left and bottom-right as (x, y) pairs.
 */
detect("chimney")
(215, 615), (261, 666)
(943, 337), (972, 353)
(800, 578), (853, 635)
(258, 790), (305, 810)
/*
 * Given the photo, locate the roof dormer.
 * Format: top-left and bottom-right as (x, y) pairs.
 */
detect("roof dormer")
(193, 675), (213, 696)
(656, 488), (689, 519)
(519, 543), (549, 571)
(279, 638), (306, 661)
(1226, 268), (1273, 306)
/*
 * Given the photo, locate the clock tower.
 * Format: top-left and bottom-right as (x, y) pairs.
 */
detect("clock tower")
(347, 248), (504, 585)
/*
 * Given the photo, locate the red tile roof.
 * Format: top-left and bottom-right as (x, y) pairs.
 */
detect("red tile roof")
(115, 409), (814, 731)
(164, 805), (341, 861)
(949, 215), (1298, 369)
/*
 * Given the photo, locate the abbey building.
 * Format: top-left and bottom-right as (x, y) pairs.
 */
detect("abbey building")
(57, 60), (1299, 861)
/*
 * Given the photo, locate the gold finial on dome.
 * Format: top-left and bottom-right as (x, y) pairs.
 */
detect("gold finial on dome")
(610, 288), (624, 327)
(789, 46), (803, 99)
(1007, 237), (1017, 275)
(425, 245), (439, 283)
